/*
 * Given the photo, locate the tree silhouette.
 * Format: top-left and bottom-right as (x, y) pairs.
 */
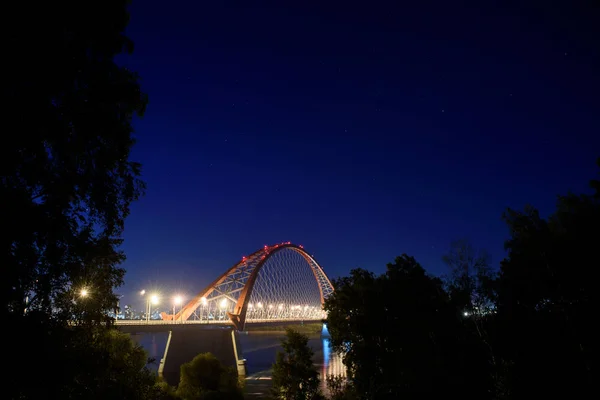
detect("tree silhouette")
(176, 353), (243, 400)
(325, 254), (493, 399)
(272, 328), (323, 400)
(2, 0), (147, 323)
(10, 323), (172, 399)
(442, 239), (496, 315)
(2, 2), (159, 399)
(494, 159), (599, 398)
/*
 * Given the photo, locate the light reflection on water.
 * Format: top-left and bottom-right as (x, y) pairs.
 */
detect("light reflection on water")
(132, 332), (346, 388)
(320, 338), (346, 380)
(131, 332), (169, 374)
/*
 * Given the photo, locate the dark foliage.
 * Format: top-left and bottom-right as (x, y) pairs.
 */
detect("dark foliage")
(326, 375), (358, 400)
(1, 1), (160, 399)
(493, 158), (599, 398)
(324, 255), (493, 400)
(9, 316), (171, 399)
(2, 0), (147, 322)
(272, 328), (323, 400)
(176, 353), (243, 400)
(324, 158), (599, 400)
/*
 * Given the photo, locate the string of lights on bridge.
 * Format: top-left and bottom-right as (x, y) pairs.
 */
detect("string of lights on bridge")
(77, 242), (333, 328)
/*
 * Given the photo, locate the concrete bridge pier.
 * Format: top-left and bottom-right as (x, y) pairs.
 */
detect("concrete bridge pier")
(120, 324), (245, 387)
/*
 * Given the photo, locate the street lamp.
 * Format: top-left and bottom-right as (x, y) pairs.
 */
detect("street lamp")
(173, 296), (183, 323)
(142, 293), (159, 323)
(200, 296), (207, 323)
(219, 298), (228, 320)
(79, 288), (89, 298)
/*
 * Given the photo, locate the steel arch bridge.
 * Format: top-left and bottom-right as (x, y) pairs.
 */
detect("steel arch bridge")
(160, 243), (334, 330)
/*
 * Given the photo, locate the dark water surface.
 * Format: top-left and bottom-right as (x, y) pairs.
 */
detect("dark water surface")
(134, 330), (345, 394)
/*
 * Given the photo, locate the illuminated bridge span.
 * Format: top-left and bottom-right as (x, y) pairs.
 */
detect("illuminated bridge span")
(160, 243), (334, 330)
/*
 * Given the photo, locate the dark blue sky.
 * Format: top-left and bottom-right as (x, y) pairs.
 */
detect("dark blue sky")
(117, 1), (599, 308)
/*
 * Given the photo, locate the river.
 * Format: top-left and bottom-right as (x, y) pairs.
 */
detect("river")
(137, 330), (345, 396)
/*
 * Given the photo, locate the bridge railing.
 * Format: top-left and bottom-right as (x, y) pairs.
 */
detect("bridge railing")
(114, 317), (323, 326)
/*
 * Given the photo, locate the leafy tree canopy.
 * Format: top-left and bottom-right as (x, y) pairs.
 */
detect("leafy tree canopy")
(176, 353), (243, 400)
(442, 239), (496, 315)
(10, 322), (170, 399)
(495, 158), (600, 398)
(324, 254), (493, 399)
(2, 0), (147, 323)
(272, 328), (323, 400)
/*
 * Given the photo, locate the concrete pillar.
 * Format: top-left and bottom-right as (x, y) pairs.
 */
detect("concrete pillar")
(231, 330), (247, 377)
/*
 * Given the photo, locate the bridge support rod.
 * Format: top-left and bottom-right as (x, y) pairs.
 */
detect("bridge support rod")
(158, 330), (173, 380)
(231, 330), (247, 377)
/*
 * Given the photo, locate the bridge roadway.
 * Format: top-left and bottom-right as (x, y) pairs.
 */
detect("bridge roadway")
(116, 319), (320, 386)
(115, 317), (313, 326)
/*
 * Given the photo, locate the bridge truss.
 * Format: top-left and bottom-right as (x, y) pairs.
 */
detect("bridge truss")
(161, 243), (334, 330)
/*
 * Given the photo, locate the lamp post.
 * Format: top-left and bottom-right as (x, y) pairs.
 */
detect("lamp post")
(141, 290), (159, 323)
(201, 296), (207, 323)
(149, 295), (159, 322)
(140, 290), (147, 321)
(219, 298), (228, 320)
(173, 296), (183, 323)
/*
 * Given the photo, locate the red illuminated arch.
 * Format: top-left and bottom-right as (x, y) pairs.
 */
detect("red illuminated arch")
(161, 243), (334, 330)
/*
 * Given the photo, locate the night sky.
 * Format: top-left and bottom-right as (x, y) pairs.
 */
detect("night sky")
(117, 1), (599, 308)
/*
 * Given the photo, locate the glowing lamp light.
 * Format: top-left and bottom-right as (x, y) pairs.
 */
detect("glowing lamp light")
(220, 298), (228, 309)
(248, 303), (254, 309)
(80, 288), (89, 297)
(150, 295), (159, 305)
(268, 304), (273, 309)
(201, 297), (207, 305)
(278, 304), (283, 310)
(140, 290), (146, 296)
(257, 302), (263, 308)
(174, 295), (183, 305)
